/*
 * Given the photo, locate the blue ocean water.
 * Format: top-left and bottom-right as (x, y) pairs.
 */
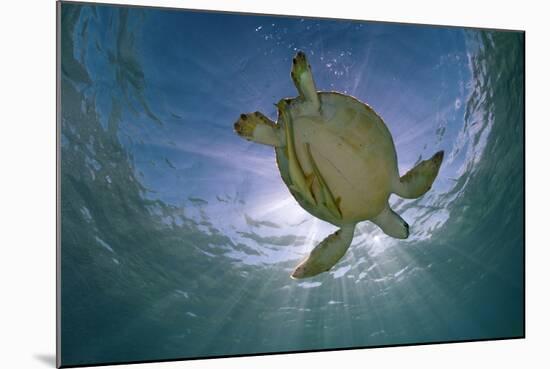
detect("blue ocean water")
(59, 3), (524, 366)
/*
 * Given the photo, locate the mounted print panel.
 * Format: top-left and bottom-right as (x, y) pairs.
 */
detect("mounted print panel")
(57, 1), (525, 367)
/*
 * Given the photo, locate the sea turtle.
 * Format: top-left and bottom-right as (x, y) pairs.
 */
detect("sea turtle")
(234, 51), (444, 279)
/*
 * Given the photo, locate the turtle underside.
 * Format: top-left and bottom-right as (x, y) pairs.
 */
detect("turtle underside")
(275, 91), (399, 226)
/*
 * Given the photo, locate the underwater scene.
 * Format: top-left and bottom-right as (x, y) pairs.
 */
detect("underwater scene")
(58, 2), (524, 366)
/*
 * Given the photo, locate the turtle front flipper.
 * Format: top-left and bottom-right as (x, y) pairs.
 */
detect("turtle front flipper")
(291, 224), (355, 279)
(392, 150), (444, 199)
(291, 51), (321, 112)
(234, 111), (284, 147)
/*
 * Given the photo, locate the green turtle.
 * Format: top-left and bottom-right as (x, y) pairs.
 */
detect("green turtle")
(234, 51), (444, 279)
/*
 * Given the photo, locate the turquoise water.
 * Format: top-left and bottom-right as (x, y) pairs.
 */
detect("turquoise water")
(59, 3), (524, 366)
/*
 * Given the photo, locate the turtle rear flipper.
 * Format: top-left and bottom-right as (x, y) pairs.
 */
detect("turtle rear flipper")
(291, 51), (321, 112)
(234, 111), (283, 147)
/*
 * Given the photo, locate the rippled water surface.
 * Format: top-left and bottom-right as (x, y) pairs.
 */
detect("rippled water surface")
(59, 3), (524, 366)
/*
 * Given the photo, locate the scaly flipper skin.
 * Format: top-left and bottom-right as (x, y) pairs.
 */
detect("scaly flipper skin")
(291, 224), (356, 279)
(291, 51), (321, 112)
(371, 203), (409, 239)
(305, 143), (342, 220)
(277, 100), (316, 206)
(393, 151), (444, 199)
(234, 111), (283, 147)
